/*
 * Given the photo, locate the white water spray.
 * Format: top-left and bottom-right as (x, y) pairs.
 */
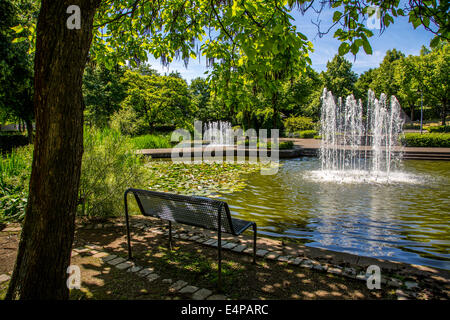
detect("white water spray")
(316, 88), (406, 183)
(203, 121), (233, 146)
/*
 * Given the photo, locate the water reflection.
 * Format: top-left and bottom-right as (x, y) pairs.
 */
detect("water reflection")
(219, 158), (450, 270)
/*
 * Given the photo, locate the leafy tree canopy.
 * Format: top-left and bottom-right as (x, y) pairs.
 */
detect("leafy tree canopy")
(0, 0), (38, 138)
(119, 69), (193, 132)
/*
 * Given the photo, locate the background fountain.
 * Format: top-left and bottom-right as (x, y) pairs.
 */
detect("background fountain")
(317, 88), (405, 183)
(203, 121), (233, 146)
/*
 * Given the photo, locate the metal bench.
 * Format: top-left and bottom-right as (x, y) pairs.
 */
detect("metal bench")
(124, 188), (257, 289)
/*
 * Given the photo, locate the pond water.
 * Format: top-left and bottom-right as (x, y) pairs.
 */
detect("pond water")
(219, 158), (450, 270)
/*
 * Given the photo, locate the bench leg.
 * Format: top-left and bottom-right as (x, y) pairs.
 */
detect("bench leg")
(252, 223), (257, 265)
(218, 226), (222, 292)
(168, 221), (172, 251)
(124, 191), (132, 260)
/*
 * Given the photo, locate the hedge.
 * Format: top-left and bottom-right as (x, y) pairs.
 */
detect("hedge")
(257, 141), (294, 149)
(426, 125), (450, 133)
(295, 130), (318, 138)
(284, 116), (315, 133)
(401, 133), (450, 148)
(403, 123), (422, 130)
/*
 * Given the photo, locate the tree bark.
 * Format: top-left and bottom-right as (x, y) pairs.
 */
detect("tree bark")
(272, 92), (279, 132)
(442, 99), (446, 126)
(6, 0), (100, 300)
(24, 118), (33, 144)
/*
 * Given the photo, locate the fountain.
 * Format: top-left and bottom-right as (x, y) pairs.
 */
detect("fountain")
(314, 88), (407, 183)
(203, 121), (233, 146)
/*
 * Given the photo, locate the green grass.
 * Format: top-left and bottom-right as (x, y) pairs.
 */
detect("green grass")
(130, 134), (173, 149)
(0, 145), (32, 179)
(0, 145), (33, 223)
(151, 245), (243, 290)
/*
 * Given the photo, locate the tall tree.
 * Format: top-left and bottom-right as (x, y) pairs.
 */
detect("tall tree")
(355, 68), (377, 104)
(321, 54), (358, 99)
(6, 0), (101, 299)
(420, 42), (449, 125)
(394, 55), (422, 121)
(371, 49), (405, 99)
(279, 66), (322, 118)
(0, 0), (38, 141)
(119, 70), (193, 132)
(189, 77), (212, 123)
(83, 62), (127, 127)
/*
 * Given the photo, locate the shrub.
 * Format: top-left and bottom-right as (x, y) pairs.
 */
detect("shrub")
(110, 107), (147, 136)
(283, 116), (315, 134)
(401, 133), (450, 148)
(258, 140), (294, 149)
(131, 134), (173, 149)
(0, 129), (150, 222)
(295, 130), (318, 138)
(0, 134), (29, 153)
(426, 125), (450, 133)
(237, 139), (294, 149)
(403, 123), (422, 130)
(279, 141), (294, 149)
(78, 127), (146, 219)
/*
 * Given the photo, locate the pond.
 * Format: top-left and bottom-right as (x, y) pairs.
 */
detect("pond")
(218, 158), (450, 270)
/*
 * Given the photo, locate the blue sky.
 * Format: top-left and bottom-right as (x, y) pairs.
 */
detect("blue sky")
(147, 5), (435, 83)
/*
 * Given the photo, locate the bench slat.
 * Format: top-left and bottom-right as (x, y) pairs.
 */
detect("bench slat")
(127, 188), (253, 235)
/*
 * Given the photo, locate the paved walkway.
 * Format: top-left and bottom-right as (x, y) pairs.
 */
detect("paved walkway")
(284, 138), (450, 154)
(137, 139), (450, 160)
(71, 244), (226, 300)
(2, 219), (449, 300)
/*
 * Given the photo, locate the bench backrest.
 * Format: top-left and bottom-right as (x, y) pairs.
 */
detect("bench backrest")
(125, 188), (237, 235)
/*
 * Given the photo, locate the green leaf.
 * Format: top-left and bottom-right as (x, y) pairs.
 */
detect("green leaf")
(10, 25), (24, 33)
(383, 14), (393, 27)
(338, 42), (350, 56)
(298, 32), (307, 41)
(430, 36), (440, 48)
(333, 11), (343, 22)
(232, 0), (239, 16)
(12, 37), (26, 43)
(362, 39), (372, 55)
(409, 14), (421, 29)
(350, 42), (359, 55)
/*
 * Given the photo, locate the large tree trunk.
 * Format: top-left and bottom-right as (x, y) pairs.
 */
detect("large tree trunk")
(24, 118), (33, 144)
(6, 0), (100, 300)
(442, 99), (447, 126)
(272, 92), (279, 132)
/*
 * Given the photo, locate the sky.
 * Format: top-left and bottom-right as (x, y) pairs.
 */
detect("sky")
(146, 5), (435, 83)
